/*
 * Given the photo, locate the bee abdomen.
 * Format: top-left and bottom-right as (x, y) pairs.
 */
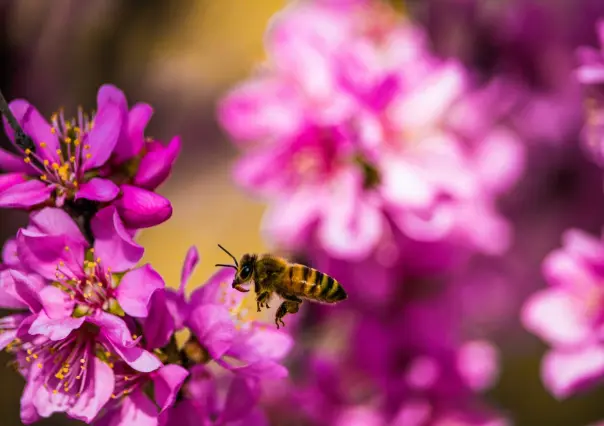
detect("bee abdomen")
(301, 267), (346, 303)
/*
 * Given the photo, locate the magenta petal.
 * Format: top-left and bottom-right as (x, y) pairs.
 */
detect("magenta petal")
(92, 312), (162, 372)
(188, 267), (236, 307)
(98, 84), (128, 109)
(152, 364), (189, 412)
(0, 269), (29, 309)
(29, 312), (85, 341)
(81, 104), (122, 172)
(220, 378), (259, 423)
(116, 185), (173, 228)
(4, 100), (60, 161)
(221, 359), (288, 379)
(187, 304), (236, 359)
(92, 206), (144, 272)
(114, 102), (154, 163)
(68, 358), (115, 423)
(0, 148), (32, 173)
(17, 229), (84, 281)
(29, 207), (87, 244)
(76, 178), (120, 202)
(143, 291), (176, 350)
(133, 136), (181, 190)
(180, 246), (200, 292)
(39, 286), (74, 319)
(100, 391), (158, 426)
(0, 179), (53, 208)
(0, 173), (27, 192)
(164, 290), (188, 331)
(2, 238), (19, 265)
(232, 326), (294, 361)
(543, 346), (604, 399)
(9, 270), (43, 313)
(116, 264), (165, 318)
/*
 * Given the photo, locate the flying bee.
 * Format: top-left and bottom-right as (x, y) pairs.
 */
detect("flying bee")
(215, 244), (347, 329)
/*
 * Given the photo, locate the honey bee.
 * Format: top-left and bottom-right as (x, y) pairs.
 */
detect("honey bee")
(215, 244), (347, 328)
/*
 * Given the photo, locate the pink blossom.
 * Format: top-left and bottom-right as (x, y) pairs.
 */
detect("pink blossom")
(219, 0), (524, 261)
(522, 229), (604, 398)
(0, 84), (177, 229)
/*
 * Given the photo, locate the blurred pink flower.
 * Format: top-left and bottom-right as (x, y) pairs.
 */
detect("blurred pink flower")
(219, 0), (524, 262)
(522, 229), (604, 398)
(576, 20), (604, 85)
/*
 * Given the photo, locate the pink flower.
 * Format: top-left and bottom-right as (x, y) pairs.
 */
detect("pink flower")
(218, 0), (524, 261)
(522, 229), (604, 398)
(0, 84), (177, 229)
(576, 20), (604, 85)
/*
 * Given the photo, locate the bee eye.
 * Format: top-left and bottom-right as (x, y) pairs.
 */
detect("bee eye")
(240, 265), (252, 279)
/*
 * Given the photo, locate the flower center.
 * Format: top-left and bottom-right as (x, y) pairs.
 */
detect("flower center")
(54, 247), (115, 313)
(111, 363), (146, 400)
(22, 107), (96, 199)
(218, 281), (253, 331)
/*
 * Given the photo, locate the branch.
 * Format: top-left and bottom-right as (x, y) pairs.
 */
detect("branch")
(0, 88), (36, 152)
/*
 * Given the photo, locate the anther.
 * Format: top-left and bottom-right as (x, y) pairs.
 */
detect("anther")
(23, 157), (31, 163)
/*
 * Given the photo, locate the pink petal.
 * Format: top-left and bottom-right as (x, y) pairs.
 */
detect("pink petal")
(9, 270), (43, 313)
(152, 364), (189, 412)
(28, 312), (85, 341)
(17, 228), (84, 281)
(457, 340), (500, 391)
(97, 84), (128, 111)
(0, 147), (32, 173)
(576, 65), (604, 85)
(143, 291), (176, 350)
(91, 206), (144, 272)
(91, 312), (162, 372)
(0, 179), (53, 208)
(180, 246), (200, 292)
(133, 136), (181, 190)
(39, 286), (74, 319)
(81, 104), (122, 172)
(220, 359), (288, 379)
(230, 326), (293, 361)
(0, 269), (29, 309)
(76, 178), (120, 202)
(68, 358), (115, 423)
(188, 267), (237, 307)
(542, 346), (604, 399)
(219, 378), (259, 423)
(521, 289), (592, 346)
(542, 248), (595, 293)
(163, 290), (188, 332)
(4, 100), (60, 162)
(29, 207), (87, 244)
(116, 264), (165, 318)
(187, 304), (236, 359)
(0, 173), (27, 194)
(116, 102), (154, 163)
(116, 185), (172, 229)
(1, 237), (19, 265)
(379, 158), (435, 209)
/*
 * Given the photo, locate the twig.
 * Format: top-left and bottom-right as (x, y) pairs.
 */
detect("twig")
(0, 88), (36, 152)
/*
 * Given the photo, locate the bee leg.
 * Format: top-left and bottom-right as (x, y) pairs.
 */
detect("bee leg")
(275, 300), (301, 329)
(256, 291), (272, 312)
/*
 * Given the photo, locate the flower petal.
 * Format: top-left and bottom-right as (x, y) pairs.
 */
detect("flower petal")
(29, 312), (85, 341)
(143, 290), (176, 350)
(152, 364), (189, 413)
(220, 359), (289, 379)
(17, 228), (84, 281)
(542, 346), (604, 399)
(117, 102), (154, 163)
(81, 104), (122, 172)
(39, 286), (75, 319)
(180, 246), (200, 293)
(68, 358), (115, 423)
(0, 173), (27, 193)
(133, 136), (181, 190)
(116, 264), (165, 318)
(92, 206), (144, 272)
(228, 326), (293, 362)
(219, 377), (259, 423)
(164, 290), (188, 331)
(2, 238), (18, 265)
(456, 340), (500, 392)
(188, 267), (236, 307)
(92, 312), (162, 372)
(0, 269), (27, 309)
(116, 185), (172, 229)
(4, 100), (60, 162)
(76, 178), (120, 202)
(521, 289), (592, 347)
(0, 179), (53, 208)
(29, 207), (87, 244)
(187, 304), (236, 359)
(0, 147), (32, 173)
(9, 270), (43, 313)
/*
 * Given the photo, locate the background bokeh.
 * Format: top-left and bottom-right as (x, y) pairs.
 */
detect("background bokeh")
(2, 0), (604, 425)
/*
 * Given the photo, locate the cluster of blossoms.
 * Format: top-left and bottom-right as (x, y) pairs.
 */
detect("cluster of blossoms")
(0, 85), (292, 424)
(522, 20), (604, 412)
(219, 0), (523, 424)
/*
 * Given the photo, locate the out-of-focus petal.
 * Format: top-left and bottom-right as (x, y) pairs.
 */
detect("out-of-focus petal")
(152, 364), (189, 413)
(457, 340), (500, 392)
(187, 304), (235, 359)
(143, 290), (176, 350)
(180, 246), (200, 293)
(0, 173), (27, 193)
(542, 346), (604, 399)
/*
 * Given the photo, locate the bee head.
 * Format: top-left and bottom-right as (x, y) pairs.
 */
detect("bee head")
(215, 244), (255, 293)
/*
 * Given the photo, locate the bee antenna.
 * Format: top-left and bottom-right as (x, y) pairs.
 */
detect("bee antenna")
(215, 263), (238, 270)
(217, 244), (239, 268)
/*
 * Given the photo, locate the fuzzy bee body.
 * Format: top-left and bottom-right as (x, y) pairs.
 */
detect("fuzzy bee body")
(216, 247), (347, 328)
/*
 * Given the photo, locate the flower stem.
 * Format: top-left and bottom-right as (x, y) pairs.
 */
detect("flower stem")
(0, 88), (36, 152)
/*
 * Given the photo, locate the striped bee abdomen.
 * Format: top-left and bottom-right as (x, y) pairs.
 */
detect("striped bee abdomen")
(288, 264), (347, 303)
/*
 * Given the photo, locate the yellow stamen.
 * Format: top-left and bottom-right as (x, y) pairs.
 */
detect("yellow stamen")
(23, 158), (31, 163)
